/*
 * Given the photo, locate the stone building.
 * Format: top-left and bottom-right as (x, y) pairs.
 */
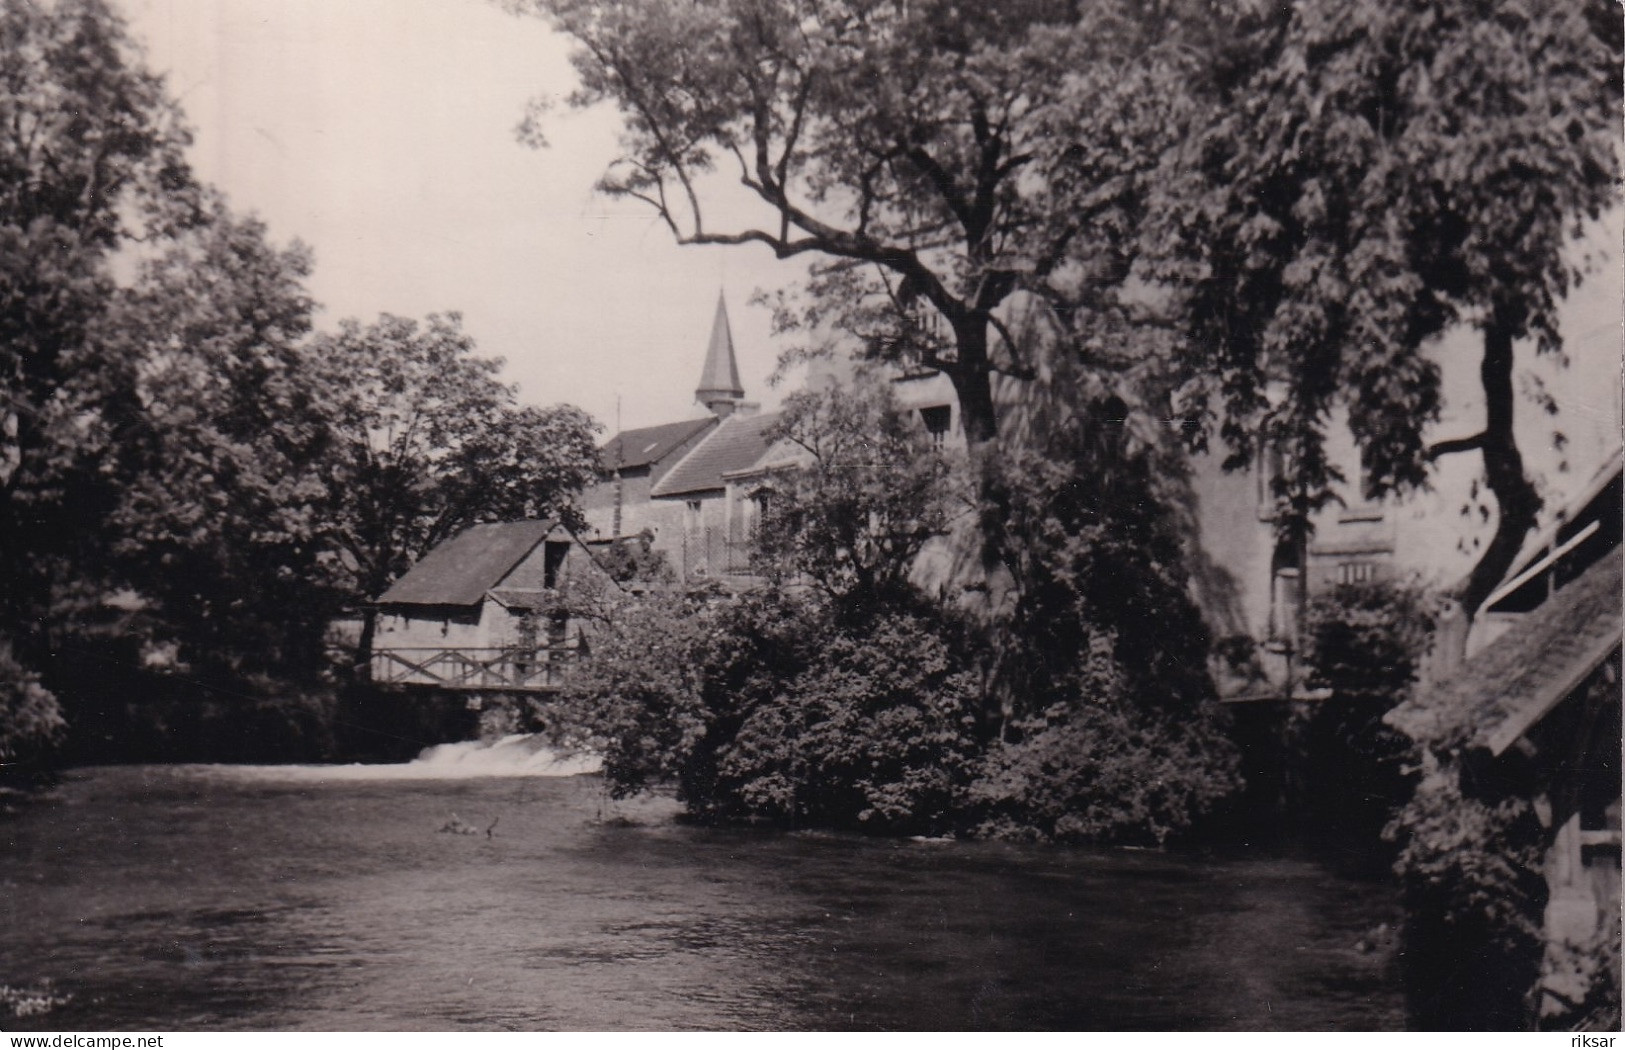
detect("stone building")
(580, 293), (782, 585)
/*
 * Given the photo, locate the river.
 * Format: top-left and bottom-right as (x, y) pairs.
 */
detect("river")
(1, 739), (1405, 1031)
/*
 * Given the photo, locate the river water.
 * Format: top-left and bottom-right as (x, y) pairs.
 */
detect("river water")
(2, 740), (1405, 1031)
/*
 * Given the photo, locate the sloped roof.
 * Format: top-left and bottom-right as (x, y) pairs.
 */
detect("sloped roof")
(650, 411), (781, 498)
(695, 293), (744, 403)
(487, 588), (551, 611)
(376, 520), (557, 607)
(599, 417), (717, 473)
(1484, 448), (1623, 614)
(1387, 547), (1622, 756)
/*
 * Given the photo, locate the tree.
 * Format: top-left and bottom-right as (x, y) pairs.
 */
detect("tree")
(970, 374), (1242, 841)
(0, 0), (199, 663)
(508, 0), (1202, 444)
(753, 375), (964, 609)
(99, 205), (338, 677)
(306, 313), (601, 673)
(0, 0), (199, 768)
(1149, 0), (1622, 624)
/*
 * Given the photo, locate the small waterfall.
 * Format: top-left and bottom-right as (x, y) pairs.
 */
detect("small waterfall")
(404, 734), (601, 779)
(216, 734), (601, 781)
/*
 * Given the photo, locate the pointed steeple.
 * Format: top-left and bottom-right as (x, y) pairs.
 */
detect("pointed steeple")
(695, 291), (745, 415)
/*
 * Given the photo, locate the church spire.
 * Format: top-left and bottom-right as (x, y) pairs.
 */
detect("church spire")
(695, 291), (745, 415)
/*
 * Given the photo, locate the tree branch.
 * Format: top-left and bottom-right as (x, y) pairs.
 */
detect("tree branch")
(1425, 432), (1486, 461)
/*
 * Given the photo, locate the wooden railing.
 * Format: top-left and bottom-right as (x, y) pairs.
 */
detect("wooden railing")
(369, 646), (576, 692)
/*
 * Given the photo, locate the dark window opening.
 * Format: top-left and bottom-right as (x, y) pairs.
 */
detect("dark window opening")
(543, 541), (569, 589)
(1337, 561), (1376, 585)
(920, 405), (952, 447)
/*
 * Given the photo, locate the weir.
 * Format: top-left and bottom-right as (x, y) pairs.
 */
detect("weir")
(214, 734), (602, 781)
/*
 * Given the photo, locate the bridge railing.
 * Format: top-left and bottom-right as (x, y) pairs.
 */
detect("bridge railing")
(369, 645), (576, 692)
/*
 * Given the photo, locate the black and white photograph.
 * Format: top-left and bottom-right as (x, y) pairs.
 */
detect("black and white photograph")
(0, 0), (1621, 1034)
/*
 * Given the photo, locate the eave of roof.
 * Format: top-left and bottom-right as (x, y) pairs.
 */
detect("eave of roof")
(650, 412), (781, 498)
(376, 520), (558, 606)
(599, 417), (717, 473)
(1386, 547), (1622, 755)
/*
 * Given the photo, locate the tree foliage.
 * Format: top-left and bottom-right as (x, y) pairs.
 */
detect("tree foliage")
(0, 0), (199, 660)
(1150, 0), (1622, 620)
(100, 207), (335, 675)
(548, 586), (986, 835)
(0, 639), (65, 779)
(715, 608), (983, 834)
(754, 376), (964, 608)
(307, 313), (600, 672)
(510, 0), (1203, 443)
(1293, 580), (1437, 847)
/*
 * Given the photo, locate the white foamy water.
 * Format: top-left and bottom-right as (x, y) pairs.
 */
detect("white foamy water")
(213, 734), (602, 781)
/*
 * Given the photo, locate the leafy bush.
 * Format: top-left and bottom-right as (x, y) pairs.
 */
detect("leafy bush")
(714, 611), (983, 835)
(0, 641), (66, 782)
(971, 629), (1241, 845)
(552, 582), (1242, 843)
(548, 384), (1243, 844)
(549, 589), (987, 835)
(968, 392), (1242, 843)
(1296, 580), (1437, 847)
(1386, 753), (1547, 1030)
(541, 589), (720, 799)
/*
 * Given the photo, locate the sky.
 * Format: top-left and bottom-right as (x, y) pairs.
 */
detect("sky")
(118, 0), (807, 437)
(116, 0), (1621, 501)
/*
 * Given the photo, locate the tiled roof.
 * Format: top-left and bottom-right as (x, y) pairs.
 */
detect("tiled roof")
(376, 520), (557, 607)
(1386, 547), (1622, 756)
(599, 417), (717, 473)
(650, 411), (781, 498)
(487, 588), (551, 610)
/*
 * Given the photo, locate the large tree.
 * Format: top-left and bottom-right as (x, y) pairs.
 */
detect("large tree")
(0, 0), (198, 661)
(100, 205), (338, 676)
(1150, 0), (1622, 623)
(507, 0), (1200, 444)
(307, 313), (600, 674)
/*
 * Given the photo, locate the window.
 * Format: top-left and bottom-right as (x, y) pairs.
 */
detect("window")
(1256, 444), (1286, 521)
(739, 489), (770, 538)
(686, 499), (703, 531)
(1268, 538), (1302, 646)
(1337, 561), (1376, 585)
(919, 405), (952, 447)
(543, 541), (569, 589)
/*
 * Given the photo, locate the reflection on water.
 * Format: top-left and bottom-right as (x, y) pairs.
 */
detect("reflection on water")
(0, 755), (1405, 1031)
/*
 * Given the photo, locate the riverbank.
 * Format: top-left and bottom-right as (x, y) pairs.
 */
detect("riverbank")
(1, 761), (1404, 1031)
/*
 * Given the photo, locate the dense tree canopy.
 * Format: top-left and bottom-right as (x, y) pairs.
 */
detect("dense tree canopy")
(308, 313), (600, 674)
(99, 207), (336, 675)
(1150, 0), (1622, 619)
(0, 0), (604, 760)
(509, 0), (1202, 443)
(519, 0), (1621, 629)
(0, 0), (199, 660)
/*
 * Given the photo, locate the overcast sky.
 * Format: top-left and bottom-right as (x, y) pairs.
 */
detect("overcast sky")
(118, 0), (807, 436)
(116, 0), (1620, 500)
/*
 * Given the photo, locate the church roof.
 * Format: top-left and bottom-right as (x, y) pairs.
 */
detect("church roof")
(695, 293), (744, 404)
(1386, 547), (1622, 757)
(651, 412), (781, 498)
(376, 520), (559, 607)
(599, 416), (718, 473)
